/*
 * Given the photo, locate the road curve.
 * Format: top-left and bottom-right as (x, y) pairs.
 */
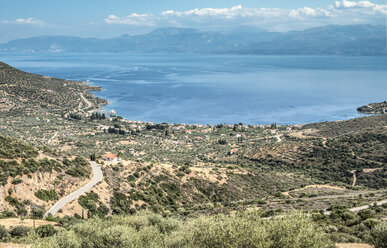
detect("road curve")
(80, 93), (93, 109)
(44, 161), (103, 217)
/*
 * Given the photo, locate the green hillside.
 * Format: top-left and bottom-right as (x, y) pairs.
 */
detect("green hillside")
(0, 62), (106, 114)
(0, 63), (385, 247)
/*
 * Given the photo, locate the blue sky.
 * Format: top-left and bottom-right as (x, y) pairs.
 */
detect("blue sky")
(0, 0), (386, 42)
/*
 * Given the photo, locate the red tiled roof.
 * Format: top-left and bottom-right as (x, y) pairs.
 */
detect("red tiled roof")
(102, 152), (118, 159)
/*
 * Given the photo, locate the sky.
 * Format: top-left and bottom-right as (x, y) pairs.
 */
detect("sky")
(0, 0), (386, 43)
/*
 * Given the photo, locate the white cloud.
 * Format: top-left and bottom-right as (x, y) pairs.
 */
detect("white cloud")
(335, 0), (387, 14)
(104, 1), (386, 31)
(289, 7), (332, 18)
(335, 0), (374, 8)
(1, 18), (45, 26)
(105, 13), (155, 26)
(165, 5), (244, 17)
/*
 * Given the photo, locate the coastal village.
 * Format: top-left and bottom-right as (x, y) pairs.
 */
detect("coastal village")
(63, 104), (305, 160)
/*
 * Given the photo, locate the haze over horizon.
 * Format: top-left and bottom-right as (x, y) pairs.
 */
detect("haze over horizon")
(0, 0), (386, 43)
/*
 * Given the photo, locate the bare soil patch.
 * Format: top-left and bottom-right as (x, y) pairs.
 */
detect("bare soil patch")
(363, 168), (382, 173)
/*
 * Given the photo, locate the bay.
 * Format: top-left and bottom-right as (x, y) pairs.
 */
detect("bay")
(1, 53), (386, 125)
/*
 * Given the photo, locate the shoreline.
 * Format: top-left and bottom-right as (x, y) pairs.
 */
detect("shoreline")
(85, 83), (377, 128)
(2, 55), (385, 127)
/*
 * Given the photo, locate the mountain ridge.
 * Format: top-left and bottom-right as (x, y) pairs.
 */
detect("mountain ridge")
(1, 24), (385, 55)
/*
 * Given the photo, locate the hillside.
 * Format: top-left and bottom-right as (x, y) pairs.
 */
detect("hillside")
(0, 134), (91, 218)
(0, 24), (385, 55)
(0, 62), (106, 115)
(0, 62), (385, 215)
(0, 64), (385, 246)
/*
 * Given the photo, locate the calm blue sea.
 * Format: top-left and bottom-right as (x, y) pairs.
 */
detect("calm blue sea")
(1, 53), (386, 125)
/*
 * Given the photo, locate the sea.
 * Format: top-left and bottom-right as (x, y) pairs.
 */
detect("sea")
(1, 53), (386, 125)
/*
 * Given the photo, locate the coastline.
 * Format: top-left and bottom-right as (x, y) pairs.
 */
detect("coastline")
(2, 54), (386, 126)
(84, 82), (381, 128)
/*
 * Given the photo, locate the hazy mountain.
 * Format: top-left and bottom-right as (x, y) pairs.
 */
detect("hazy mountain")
(241, 24), (387, 55)
(0, 24), (385, 55)
(0, 36), (105, 53)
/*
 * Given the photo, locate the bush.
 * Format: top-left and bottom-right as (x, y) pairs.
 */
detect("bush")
(36, 224), (57, 238)
(31, 208), (45, 219)
(9, 225), (31, 237)
(0, 225), (8, 239)
(16, 207), (28, 216)
(1, 210), (16, 218)
(370, 222), (387, 248)
(11, 178), (22, 185)
(65, 167), (88, 178)
(358, 209), (375, 220)
(127, 175), (136, 182)
(35, 189), (59, 202)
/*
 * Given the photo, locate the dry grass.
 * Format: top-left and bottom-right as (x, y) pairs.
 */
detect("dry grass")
(282, 184), (346, 196)
(336, 243), (373, 248)
(0, 243), (31, 248)
(286, 128), (320, 139)
(363, 168), (383, 173)
(0, 218), (57, 229)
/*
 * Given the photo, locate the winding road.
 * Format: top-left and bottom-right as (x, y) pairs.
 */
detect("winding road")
(44, 161), (103, 217)
(80, 93), (93, 109)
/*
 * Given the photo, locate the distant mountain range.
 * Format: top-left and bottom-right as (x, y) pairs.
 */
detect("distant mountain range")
(0, 24), (386, 55)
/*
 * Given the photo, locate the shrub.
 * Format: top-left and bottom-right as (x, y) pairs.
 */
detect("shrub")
(65, 167), (88, 178)
(370, 222), (387, 248)
(1, 210), (16, 218)
(9, 225), (31, 237)
(16, 207), (28, 216)
(358, 209), (375, 220)
(35, 189), (59, 202)
(36, 224), (57, 238)
(31, 208), (45, 219)
(11, 178), (22, 185)
(127, 175), (136, 182)
(0, 225), (8, 239)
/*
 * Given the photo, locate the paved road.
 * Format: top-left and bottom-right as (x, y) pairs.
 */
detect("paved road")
(80, 93), (101, 113)
(324, 199), (387, 215)
(80, 93), (93, 109)
(44, 161), (103, 217)
(47, 131), (58, 144)
(348, 199), (387, 212)
(274, 134), (283, 143)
